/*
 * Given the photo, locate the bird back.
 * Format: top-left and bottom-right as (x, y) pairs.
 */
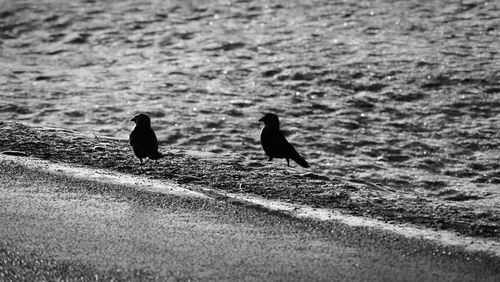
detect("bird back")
(130, 126), (161, 159)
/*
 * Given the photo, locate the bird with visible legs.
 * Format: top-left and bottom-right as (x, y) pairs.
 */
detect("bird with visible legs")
(259, 113), (310, 168)
(129, 113), (164, 173)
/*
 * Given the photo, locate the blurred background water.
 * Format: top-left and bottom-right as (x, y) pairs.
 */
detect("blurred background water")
(0, 0), (499, 210)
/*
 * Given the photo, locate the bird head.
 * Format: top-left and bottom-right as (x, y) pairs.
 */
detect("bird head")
(259, 113), (280, 128)
(131, 113), (151, 127)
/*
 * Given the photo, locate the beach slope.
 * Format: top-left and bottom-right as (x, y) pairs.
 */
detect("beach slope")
(1, 151), (500, 280)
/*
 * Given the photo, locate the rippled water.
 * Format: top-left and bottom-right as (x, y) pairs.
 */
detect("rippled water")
(1, 0), (499, 212)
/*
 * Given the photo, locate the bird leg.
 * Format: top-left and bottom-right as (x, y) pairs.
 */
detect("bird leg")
(268, 157), (273, 161)
(286, 158), (290, 167)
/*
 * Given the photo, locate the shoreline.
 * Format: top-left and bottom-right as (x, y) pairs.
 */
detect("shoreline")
(0, 121), (498, 242)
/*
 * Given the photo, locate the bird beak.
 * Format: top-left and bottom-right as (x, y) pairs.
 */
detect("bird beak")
(258, 117), (264, 122)
(130, 117), (136, 122)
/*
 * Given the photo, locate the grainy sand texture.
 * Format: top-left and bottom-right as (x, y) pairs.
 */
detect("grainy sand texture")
(0, 1), (499, 237)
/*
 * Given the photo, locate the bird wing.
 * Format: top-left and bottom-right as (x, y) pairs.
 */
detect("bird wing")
(130, 127), (159, 156)
(261, 127), (298, 158)
(261, 125), (309, 168)
(282, 136), (310, 167)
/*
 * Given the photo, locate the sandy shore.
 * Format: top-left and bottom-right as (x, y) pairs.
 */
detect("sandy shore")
(1, 159), (499, 281)
(1, 121), (498, 240)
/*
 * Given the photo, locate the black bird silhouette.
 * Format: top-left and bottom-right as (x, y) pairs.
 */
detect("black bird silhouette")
(129, 113), (163, 171)
(259, 113), (310, 168)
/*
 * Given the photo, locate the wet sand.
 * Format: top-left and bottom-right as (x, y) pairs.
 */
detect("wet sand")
(0, 1), (499, 236)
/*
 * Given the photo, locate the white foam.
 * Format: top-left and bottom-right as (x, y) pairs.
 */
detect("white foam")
(0, 154), (208, 199)
(214, 192), (500, 257)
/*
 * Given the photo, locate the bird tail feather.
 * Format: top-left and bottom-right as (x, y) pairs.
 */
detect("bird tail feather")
(149, 151), (164, 160)
(292, 156), (310, 168)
